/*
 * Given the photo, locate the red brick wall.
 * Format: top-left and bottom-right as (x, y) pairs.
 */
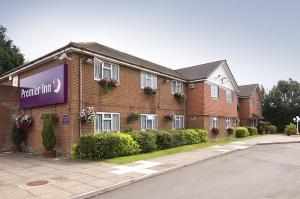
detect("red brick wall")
(80, 54), (186, 133)
(238, 88), (262, 126)
(186, 81), (238, 137)
(0, 85), (20, 151)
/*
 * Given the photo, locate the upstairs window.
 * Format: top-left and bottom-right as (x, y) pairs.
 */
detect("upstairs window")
(141, 114), (158, 131)
(171, 80), (183, 94)
(141, 72), (157, 89)
(94, 112), (120, 133)
(94, 58), (119, 81)
(226, 90), (233, 102)
(172, 115), (184, 129)
(210, 116), (218, 128)
(211, 85), (219, 99)
(256, 100), (261, 108)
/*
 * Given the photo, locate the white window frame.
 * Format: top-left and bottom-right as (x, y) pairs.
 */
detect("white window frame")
(141, 72), (157, 89)
(256, 100), (261, 108)
(226, 117), (233, 128)
(12, 75), (18, 87)
(172, 115), (184, 129)
(211, 84), (219, 99)
(94, 58), (119, 81)
(141, 114), (158, 131)
(210, 116), (218, 129)
(226, 90), (233, 102)
(171, 80), (183, 94)
(94, 112), (120, 133)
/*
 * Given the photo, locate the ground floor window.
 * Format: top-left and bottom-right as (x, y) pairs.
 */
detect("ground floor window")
(172, 115), (184, 129)
(226, 117), (233, 128)
(94, 112), (120, 133)
(210, 116), (218, 128)
(141, 114), (158, 131)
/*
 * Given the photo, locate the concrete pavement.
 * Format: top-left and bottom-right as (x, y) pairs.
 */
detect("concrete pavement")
(0, 134), (300, 199)
(95, 143), (300, 199)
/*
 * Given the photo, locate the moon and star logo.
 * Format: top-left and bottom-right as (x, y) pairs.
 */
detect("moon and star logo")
(52, 79), (62, 94)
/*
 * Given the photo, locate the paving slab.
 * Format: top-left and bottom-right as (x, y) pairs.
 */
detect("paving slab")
(0, 134), (300, 199)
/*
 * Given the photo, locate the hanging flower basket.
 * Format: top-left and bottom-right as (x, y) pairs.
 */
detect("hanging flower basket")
(80, 107), (95, 124)
(99, 78), (119, 92)
(174, 93), (186, 103)
(211, 127), (220, 136)
(15, 114), (33, 130)
(127, 112), (140, 123)
(164, 113), (175, 121)
(41, 113), (59, 123)
(144, 87), (156, 96)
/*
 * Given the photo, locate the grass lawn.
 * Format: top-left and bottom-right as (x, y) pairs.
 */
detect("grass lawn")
(105, 135), (260, 164)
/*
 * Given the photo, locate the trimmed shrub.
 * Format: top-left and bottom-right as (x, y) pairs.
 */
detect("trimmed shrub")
(156, 131), (174, 150)
(72, 133), (140, 160)
(184, 129), (201, 145)
(42, 117), (56, 150)
(285, 123), (297, 136)
(235, 127), (250, 138)
(269, 125), (277, 134)
(171, 130), (188, 146)
(127, 132), (157, 153)
(195, 129), (209, 143)
(263, 125), (272, 134)
(247, 127), (258, 136)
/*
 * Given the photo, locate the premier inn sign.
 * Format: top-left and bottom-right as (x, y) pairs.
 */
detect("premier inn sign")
(20, 64), (68, 108)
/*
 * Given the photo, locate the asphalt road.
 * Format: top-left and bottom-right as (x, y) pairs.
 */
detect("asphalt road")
(95, 143), (300, 199)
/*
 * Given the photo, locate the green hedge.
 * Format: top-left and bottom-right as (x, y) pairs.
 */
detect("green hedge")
(72, 133), (140, 160)
(235, 127), (250, 138)
(285, 123), (297, 136)
(246, 127), (258, 136)
(72, 129), (209, 160)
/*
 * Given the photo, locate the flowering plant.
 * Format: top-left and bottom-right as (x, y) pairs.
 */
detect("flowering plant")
(99, 78), (119, 92)
(227, 127), (234, 135)
(174, 93), (186, 103)
(15, 114), (33, 130)
(80, 107), (95, 124)
(164, 113), (175, 121)
(144, 87), (156, 96)
(211, 127), (220, 135)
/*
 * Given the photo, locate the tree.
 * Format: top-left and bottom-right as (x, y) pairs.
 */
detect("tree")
(0, 26), (24, 75)
(263, 79), (300, 132)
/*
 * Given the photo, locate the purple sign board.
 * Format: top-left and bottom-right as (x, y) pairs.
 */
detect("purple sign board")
(20, 64), (68, 108)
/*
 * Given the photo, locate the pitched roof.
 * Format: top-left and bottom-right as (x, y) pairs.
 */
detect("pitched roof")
(70, 42), (185, 79)
(238, 84), (259, 97)
(175, 60), (225, 81)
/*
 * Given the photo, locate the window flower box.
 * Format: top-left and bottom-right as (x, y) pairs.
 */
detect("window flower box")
(15, 114), (33, 130)
(80, 107), (95, 124)
(99, 78), (119, 92)
(164, 113), (175, 121)
(174, 93), (186, 103)
(144, 87), (156, 96)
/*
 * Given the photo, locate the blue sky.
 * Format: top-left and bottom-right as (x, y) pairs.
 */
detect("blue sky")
(1, 0), (299, 89)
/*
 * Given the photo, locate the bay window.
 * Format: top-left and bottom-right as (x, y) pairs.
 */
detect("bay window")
(141, 72), (157, 89)
(94, 58), (119, 81)
(141, 114), (158, 131)
(172, 115), (184, 129)
(94, 112), (120, 133)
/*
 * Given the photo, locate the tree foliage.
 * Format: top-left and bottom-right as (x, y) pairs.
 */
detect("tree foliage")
(263, 79), (300, 132)
(0, 25), (24, 75)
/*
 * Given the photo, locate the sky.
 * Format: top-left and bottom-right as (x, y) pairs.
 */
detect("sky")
(1, 0), (299, 89)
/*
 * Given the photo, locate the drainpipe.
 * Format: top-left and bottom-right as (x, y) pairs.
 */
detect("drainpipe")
(79, 51), (83, 137)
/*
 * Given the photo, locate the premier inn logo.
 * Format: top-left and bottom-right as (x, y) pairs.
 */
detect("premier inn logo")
(21, 78), (62, 99)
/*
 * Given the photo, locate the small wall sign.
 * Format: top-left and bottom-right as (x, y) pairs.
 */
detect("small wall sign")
(62, 115), (70, 124)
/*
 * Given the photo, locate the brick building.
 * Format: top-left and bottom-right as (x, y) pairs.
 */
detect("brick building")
(238, 84), (263, 126)
(0, 42), (241, 155)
